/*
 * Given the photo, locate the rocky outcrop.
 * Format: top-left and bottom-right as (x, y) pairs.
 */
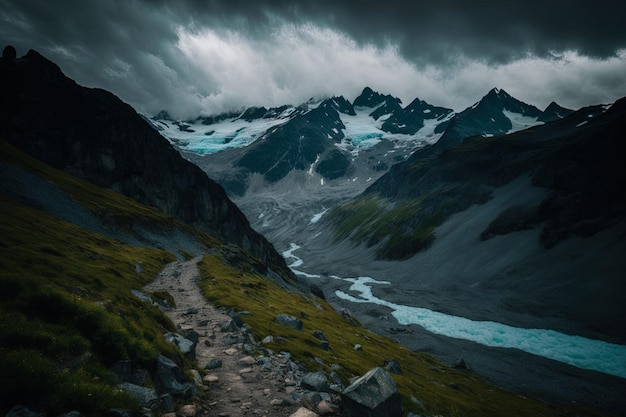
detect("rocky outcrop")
(0, 47), (297, 286)
(341, 367), (402, 417)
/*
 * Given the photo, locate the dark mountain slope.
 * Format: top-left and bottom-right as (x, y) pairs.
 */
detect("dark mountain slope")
(435, 88), (543, 150)
(539, 101), (574, 122)
(232, 97), (351, 185)
(380, 98), (453, 135)
(0, 48), (296, 285)
(332, 97), (626, 260)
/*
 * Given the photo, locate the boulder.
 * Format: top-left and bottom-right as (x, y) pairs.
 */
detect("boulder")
(300, 371), (330, 393)
(341, 367), (402, 417)
(238, 355), (257, 366)
(219, 319), (240, 332)
(160, 394), (175, 413)
(176, 404), (197, 417)
(312, 330), (327, 341)
(204, 358), (223, 370)
(275, 313), (303, 330)
(153, 355), (196, 398)
(452, 357), (470, 370)
(289, 407), (318, 417)
(223, 334), (246, 345)
(164, 332), (197, 359)
(118, 382), (159, 409)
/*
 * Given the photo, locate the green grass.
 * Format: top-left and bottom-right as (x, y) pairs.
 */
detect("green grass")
(0, 141), (201, 415)
(0, 197), (185, 416)
(330, 195), (440, 260)
(197, 253), (612, 417)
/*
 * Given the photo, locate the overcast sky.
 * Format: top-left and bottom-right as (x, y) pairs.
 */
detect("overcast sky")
(2, 0), (626, 119)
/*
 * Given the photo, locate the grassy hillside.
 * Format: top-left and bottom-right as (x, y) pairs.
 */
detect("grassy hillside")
(0, 141), (201, 415)
(0, 196), (182, 415)
(197, 254), (612, 417)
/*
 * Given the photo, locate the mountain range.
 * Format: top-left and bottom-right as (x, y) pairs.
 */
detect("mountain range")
(152, 85), (574, 197)
(2, 47), (625, 416)
(151, 68), (626, 413)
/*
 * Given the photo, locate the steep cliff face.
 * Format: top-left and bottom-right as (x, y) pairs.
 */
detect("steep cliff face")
(0, 48), (297, 285)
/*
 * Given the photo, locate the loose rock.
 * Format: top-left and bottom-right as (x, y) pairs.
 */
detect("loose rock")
(203, 375), (219, 383)
(238, 355), (256, 366)
(204, 358), (223, 370)
(289, 407), (319, 417)
(176, 404), (197, 417)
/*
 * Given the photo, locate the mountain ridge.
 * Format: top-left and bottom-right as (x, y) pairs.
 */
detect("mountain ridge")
(154, 85), (575, 198)
(0, 48), (298, 287)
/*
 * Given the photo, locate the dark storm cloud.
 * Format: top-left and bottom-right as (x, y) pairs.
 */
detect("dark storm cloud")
(1, 0), (625, 117)
(166, 0), (626, 63)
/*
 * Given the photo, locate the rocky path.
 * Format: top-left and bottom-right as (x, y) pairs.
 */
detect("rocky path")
(144, 257), (305, 417)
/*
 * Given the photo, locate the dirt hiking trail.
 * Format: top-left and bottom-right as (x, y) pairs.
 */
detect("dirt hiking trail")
(144, 257), (303, 417)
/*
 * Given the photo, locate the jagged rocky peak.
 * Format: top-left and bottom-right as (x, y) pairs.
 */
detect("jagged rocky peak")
(320, 96), (356, 115)
(476, 87), (542, 117)
(353, 86), (402, 109)
(404, 97), (454, 120)
(353, 86), (386, 107)
(380, 97), (454, 135)
(488, 86), (509, 98)
(539, 101), (574, 123)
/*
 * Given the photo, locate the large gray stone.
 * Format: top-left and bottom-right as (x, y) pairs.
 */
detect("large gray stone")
(164, 332), (197, 359)
(219, 319), (240, 332)
(275, 314), (303, 331)
(118, 382), (158, 409)
(300, 371), (330, 393)
(153, 355), (196, 399)
(204, 358), (223, 370)
(341, 367), (402, 417)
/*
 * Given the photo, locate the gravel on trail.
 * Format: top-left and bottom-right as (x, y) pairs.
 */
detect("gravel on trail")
(144, 257), (305, 417)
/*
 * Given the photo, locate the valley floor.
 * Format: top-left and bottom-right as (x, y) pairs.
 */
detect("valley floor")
(232, 178), (626, 416)
(315, 274), (626, 415)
